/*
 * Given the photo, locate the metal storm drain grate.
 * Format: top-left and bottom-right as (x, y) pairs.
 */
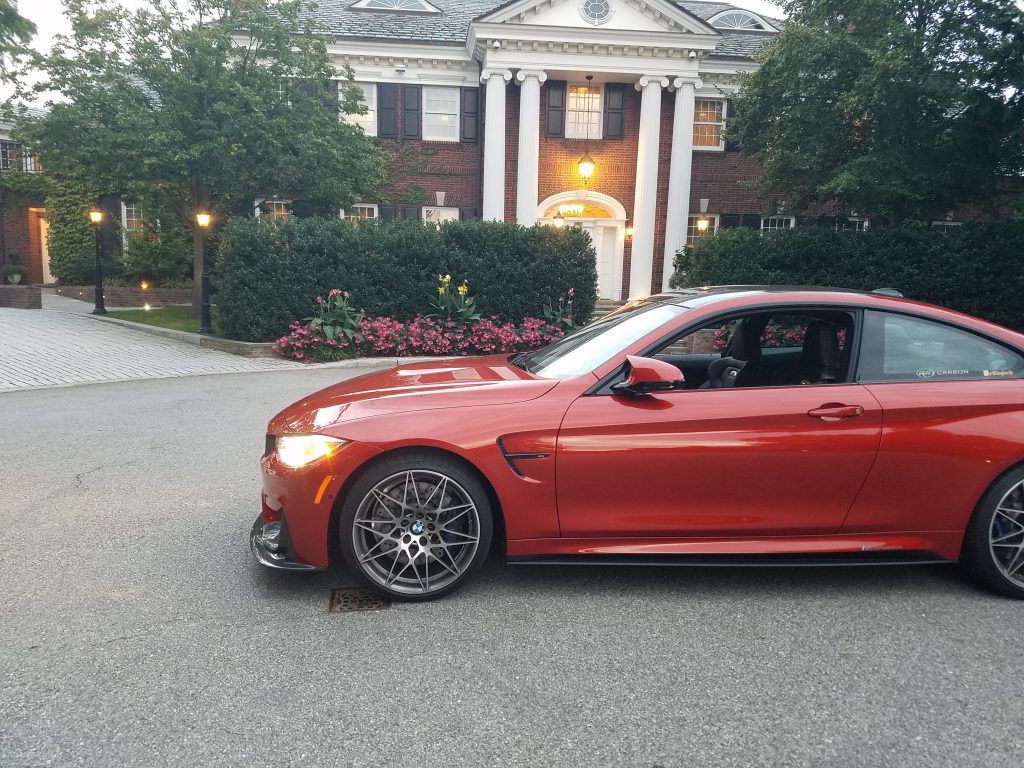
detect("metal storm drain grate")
(329, 588), (392, 613)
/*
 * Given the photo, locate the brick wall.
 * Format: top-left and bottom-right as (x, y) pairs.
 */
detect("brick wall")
(54, 285), (192, 307)
(0, 284), (41, 309)
(374, 85), (481, 214)
(0, 201), (44, 285)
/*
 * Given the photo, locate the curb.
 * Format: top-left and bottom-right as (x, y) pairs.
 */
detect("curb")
(83, 314), (447, 368)
(86, 314), (278, 357)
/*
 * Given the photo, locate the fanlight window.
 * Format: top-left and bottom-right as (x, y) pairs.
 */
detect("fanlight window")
(352, 0), (441, 12)
(710, 11), (768, 30)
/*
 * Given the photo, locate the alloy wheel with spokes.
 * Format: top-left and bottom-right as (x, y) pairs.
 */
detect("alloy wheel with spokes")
(340, 454), (493, 600)
(963, 467), (1024, 599)
(989, 479), (1024, 588)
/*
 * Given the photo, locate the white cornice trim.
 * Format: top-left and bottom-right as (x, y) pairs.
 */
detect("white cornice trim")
(477, 0), (719, 36)
(469, 21), (720, 54)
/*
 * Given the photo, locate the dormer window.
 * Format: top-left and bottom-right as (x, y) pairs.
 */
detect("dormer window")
(352, 0), (441, 12)
(709, 10), (772, 30)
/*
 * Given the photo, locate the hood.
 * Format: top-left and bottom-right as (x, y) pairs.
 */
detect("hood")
(268, 354), (557, 434)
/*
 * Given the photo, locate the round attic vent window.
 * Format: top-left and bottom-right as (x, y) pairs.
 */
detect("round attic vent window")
(580, 0), (613, 26)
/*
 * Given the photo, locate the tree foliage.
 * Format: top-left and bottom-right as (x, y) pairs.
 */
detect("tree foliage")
(730, 0), (1024, 223)
(0, 0), (36, 78)
(14, 0), (388, 299)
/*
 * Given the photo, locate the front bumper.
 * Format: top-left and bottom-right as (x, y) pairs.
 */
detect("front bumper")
(250, 515), (325, 572)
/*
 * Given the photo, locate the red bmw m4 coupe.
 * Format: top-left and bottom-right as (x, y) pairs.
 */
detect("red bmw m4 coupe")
(253, 286), (1024, 601)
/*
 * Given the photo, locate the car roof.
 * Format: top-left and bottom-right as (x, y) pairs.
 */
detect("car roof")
(653, 285), (890, 306)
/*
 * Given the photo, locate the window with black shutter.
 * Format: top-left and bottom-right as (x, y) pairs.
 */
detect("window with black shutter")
(720, 214), (741, 228)
(461, 88), (479, 143)
(741, 214), (761, 230)
(403, 85), (421, 140)
(545, 80), (566, 137)
(459, 207), (478, 220)
(378, 84), (397, 138)
(724, 99), (739, 151)
(379, 204), (397, 222)
(604, 83), (626, 139)
(403, 205), (422, 220)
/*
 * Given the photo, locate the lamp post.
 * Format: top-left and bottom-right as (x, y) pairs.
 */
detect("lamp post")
(196, 212), (212, 334)
(88, 208), (106, 315)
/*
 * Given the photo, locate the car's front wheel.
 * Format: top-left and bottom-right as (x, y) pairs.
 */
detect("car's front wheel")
(339, 452), (492, 601)
(962, 467), (1024, 599)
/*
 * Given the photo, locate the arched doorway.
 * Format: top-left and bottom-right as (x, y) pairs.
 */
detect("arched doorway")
(537, 191), (626, 301)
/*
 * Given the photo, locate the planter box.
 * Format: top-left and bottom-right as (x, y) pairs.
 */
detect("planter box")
(54, 285), (192, 308)
(0, 285), (42, 309)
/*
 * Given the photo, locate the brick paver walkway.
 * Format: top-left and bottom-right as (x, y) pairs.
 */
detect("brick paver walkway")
(0, 301), (300, 392)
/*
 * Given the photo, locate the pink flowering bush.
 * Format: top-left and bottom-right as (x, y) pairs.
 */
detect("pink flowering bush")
(273, 286), (569, 362)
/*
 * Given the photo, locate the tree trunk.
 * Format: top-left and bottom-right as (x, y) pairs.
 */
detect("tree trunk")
(192, 225), (203, 317)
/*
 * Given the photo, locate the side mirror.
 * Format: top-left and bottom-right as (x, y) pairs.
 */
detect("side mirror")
(611, 355), (686, 396)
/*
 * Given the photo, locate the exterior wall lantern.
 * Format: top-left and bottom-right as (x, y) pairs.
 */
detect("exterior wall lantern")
(696, 217), (710, 232)
(552, 212), (566, 228)
(577, 152), (595, 181)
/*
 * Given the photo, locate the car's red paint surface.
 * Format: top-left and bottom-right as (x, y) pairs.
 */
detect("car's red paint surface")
(261, 288), (1024, 569)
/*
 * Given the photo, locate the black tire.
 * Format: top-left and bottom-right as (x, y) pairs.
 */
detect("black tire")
(338, 451), (492, 601)
(961, 465), (1024, 599)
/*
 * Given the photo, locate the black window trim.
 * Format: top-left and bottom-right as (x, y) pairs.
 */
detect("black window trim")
(854, 308), (1024, 385)
(586, 302), (865, 395)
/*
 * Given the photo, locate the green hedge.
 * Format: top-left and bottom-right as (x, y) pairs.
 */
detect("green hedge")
(670, 222), (1024, 331)
(216, 217), (598, 342)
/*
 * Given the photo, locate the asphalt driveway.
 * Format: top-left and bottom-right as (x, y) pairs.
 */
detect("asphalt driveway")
(2, 368), (1021, 767)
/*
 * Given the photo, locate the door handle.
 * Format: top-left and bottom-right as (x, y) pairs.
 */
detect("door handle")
(808, 404), (864, 420)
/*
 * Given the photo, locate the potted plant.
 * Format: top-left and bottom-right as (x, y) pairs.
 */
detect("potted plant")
(3, 253), (25, 285)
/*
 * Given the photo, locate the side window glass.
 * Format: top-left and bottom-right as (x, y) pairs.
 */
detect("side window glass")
(653, 311), (853, 388)
(860, 311), (1024, 382)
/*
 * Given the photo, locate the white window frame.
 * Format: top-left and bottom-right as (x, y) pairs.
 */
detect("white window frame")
(255, 199), (291, 222)
(686, 214), (720, 246)
(422, 86), (460, 143)
(352, 0), (441, 12)
(343, 82), (376, 137)
(761, 215), (796, 233)
(565, 83), (603, 140)
(121, 202), (145, 251)
(708, 10), (775, 31)
(693, 98), (726, 152)
(837, 216), (870, 232)
(423, 206), (460, 224)
(341, 203), (379, 223)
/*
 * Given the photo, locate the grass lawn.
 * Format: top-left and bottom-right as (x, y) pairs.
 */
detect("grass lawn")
(105, 305), (222, 336)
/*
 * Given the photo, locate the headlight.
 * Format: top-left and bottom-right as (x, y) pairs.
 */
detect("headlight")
(276, 435), (348, 468)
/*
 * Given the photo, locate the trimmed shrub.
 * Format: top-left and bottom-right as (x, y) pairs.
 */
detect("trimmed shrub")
(216, 217), (598, 342)
(670, 222), (1024, 331)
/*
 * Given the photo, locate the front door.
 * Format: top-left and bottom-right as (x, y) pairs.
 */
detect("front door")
(555, 385), (883, 538)
(574, 221), (622, 301)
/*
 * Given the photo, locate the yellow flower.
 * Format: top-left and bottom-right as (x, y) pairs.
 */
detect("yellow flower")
(438, 286), (445, 294)
(457, 283), (468, 296)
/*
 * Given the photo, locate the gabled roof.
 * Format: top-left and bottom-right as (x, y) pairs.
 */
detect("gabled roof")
(304, 0), (778, 58)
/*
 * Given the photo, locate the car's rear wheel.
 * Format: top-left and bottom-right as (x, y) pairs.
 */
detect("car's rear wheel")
(338, 452), (492, 601)
(962, 467), (1024, 599)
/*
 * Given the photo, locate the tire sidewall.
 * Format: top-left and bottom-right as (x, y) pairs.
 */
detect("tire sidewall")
(338, 452), (493, 601)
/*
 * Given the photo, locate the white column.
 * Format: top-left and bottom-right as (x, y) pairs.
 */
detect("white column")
(515, 69), (547, 226)
(662, 77), (702, 292)
(628, 75), (668, 300)
(481, 68), (512, 221)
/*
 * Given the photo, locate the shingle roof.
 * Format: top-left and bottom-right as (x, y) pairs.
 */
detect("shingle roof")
(305, 0), (777, 58)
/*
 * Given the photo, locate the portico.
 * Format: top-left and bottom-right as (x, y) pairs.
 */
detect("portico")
(469, 0), (724, 299)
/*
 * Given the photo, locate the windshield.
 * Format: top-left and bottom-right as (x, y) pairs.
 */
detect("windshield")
(519, 301), (687, 379)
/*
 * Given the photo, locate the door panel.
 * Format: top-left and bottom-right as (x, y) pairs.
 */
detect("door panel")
(843, 380), (1024, 533)
(556, 385), (882, 537)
